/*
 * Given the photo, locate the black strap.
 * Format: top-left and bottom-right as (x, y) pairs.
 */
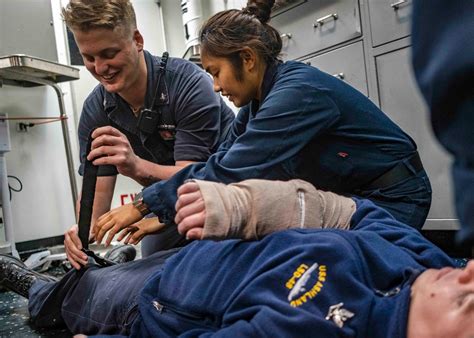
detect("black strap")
(82, 248), (116, 267)
(137, 52), (171, 134)
(78, 130), (116, 267)
(149, 52), (169, 108)
(364, 152), (424, 190)
(78, 130), (98, 249)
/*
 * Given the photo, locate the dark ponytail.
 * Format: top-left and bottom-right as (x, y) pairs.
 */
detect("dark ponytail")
(200, 0), (282, 80)
(242, 0), (273, 24)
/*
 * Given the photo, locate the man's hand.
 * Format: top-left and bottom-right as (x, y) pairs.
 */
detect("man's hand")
(175, 181), (206, 240)
(117, 217), (167, 245)
(87, 126), (139, 178)
(64, 225), (89, 270)
(94, 203), (144, 247)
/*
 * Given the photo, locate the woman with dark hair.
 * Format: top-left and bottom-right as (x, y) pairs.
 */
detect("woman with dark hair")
(73, 0), (432, 261)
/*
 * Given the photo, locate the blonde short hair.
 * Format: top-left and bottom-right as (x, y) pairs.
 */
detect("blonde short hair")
(62, 0), (137, 36)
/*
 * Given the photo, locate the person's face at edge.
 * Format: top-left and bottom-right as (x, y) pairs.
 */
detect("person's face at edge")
(408, 259), (474, 338)
(201, 48), (264, 108)
(72, 26), (144, 96)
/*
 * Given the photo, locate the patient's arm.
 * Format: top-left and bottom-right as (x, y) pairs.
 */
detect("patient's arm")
(175, 179), (356, 240)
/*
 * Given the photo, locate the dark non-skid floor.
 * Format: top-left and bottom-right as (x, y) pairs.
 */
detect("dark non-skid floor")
(0, 263), (71, 337)
(0, 291), (71, 337)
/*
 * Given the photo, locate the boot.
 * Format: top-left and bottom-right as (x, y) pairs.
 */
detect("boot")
(104, 244), (136, 264)
(0, 254), (57, 298)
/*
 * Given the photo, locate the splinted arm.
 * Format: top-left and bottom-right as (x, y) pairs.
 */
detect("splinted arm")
(176, 179), (356, 241)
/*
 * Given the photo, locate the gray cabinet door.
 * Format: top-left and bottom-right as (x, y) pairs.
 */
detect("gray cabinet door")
(375, 47), (457, 229)
(0, 0), (57, 61)
(303, 41), (368, 96)
(368, 0), (412, 47)
(271, 0), (362, 60)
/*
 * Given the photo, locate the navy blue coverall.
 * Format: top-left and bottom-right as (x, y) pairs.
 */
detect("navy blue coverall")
(28, 199), (453, 336)
(142, 61), (432, 229)
(411, 0), (474, 244)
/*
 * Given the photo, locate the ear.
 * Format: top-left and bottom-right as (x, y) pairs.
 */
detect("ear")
(133, 29), (144, 52)
(240, 47), (258, 72)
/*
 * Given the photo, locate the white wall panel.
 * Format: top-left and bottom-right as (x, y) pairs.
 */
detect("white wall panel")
(0, 86), (76, 242)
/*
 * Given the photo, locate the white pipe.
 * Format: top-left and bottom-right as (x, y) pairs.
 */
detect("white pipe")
(156, 1), (169, 51)
(0, 115), (19, 257)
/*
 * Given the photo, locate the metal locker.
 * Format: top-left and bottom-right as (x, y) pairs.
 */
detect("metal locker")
(303, 41), (368, 96)
(375, 47), (457, 230)
(367, 0), (412, 47)
(271, 0), (362, 60)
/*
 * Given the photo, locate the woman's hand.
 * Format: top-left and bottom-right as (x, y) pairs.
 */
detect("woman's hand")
(94, 203), (143, 246)
(117, 217), (166, 245)
(175, 181), (206, 240)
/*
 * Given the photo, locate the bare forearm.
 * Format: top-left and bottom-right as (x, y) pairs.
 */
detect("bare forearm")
(132, 158), (195, 186)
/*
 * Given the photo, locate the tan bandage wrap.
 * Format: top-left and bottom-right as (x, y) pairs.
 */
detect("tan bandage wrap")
(192, 179), (356, 240)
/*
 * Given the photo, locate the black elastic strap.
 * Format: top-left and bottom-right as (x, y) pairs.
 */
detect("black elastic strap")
(78, 130), (116, 267)
(82, 248), (116, 267)
(78, 130), (97, 249)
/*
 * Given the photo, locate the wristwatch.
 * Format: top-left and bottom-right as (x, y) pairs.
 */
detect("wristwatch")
(133, 192), (150, 216)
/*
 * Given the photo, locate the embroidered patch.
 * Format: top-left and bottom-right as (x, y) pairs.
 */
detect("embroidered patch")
(285, 263), (327, 307)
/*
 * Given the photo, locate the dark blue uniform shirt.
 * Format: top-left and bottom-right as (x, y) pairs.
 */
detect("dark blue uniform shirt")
(78, 50), (235, 176)
(143, 61), (431, 228)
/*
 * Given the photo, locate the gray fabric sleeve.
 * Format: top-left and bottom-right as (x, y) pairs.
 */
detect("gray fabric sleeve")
(193, 179), (356, 240)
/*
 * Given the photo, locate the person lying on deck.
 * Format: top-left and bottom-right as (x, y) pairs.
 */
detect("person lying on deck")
(0, 179), (472, 337)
